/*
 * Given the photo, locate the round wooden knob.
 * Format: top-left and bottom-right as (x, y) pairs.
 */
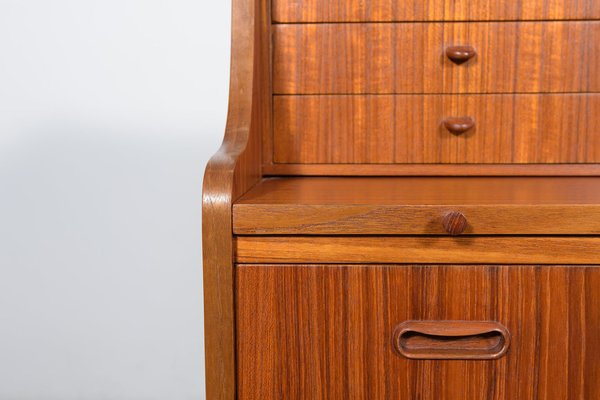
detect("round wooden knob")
(442, 211), (468, 235)
(443, 116), (475, 135)
(446, 45), (477, 64)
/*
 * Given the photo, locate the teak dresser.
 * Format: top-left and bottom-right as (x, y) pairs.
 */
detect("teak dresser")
(202, 0), (600, 398)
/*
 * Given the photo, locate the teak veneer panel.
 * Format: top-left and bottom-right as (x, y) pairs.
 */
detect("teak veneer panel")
(273, 22), (600, 94)
(235, 237), (600, 264)
(273, 0), (600, 22)
(234, 177), (600, 235)
(237, 265), (600, 399)
(273, 94), (600, 164)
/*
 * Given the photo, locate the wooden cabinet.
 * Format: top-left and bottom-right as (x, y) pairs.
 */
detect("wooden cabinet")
(202, 0), (600, 399)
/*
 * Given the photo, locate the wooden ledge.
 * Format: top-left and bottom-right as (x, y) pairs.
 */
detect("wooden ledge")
(233, 177), (600, 235)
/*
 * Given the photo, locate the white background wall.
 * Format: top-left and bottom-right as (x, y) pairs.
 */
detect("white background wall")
(0, 1), (231, 398)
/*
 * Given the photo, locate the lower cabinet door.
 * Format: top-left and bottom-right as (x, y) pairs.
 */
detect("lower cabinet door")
(236, 265), (600, 400)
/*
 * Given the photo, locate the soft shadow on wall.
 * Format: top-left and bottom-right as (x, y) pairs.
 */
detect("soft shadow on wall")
(0, 1), (231, 399)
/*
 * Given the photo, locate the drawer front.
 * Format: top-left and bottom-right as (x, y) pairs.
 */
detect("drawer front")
(235, 237), (600, 264)
(273, 22), (600, 94)
(273, 0), (600, 22)
(236, 265), (600, 399)
(273, 94), (600, 164)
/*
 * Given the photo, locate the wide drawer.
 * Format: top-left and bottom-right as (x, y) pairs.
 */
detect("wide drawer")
(233, 177), (600, 235)
(236, 265), (600, 399)
(273, 94), (600, 164)
(273, 0), (600, 22)
(273, 22), (600, 94)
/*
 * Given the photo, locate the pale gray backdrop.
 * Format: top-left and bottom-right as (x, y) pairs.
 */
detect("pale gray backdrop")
(0, 1), (231, 398)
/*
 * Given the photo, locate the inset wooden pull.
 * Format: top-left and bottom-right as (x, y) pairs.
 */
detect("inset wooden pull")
(442, 211), (468, 235)
(393, 321), (510, 360)
(446, 45), (477, 64)
(443, 117), (475, 135)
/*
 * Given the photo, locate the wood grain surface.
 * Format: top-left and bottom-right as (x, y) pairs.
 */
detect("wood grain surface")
(234, 177), (600, 234)
(235, 236), (600, 264)
(263, 163), (600, 176)
(236, 177), (600, 204)
(236, 265), (600, 399)
(273, 0), (600, 22)
(201, 0), (270, 398)
(273, 22), (600, 94)
(273, 94), (600, 164)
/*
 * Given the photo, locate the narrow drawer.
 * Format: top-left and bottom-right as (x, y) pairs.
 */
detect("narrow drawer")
(236, 265), (600, 399)
(273, 0), (600, 22)
(273, 94), (600, 164)
(273, 22), (600, 94)
(235, 236), (600, 264)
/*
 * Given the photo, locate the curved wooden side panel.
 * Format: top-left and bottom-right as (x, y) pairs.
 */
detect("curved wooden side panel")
(202, 0), (270, 398)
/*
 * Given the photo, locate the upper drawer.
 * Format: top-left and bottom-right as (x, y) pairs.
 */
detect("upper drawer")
(273, 22), (600, 94)
(273, 0), (600, 22)
(273, 94), (600, 164)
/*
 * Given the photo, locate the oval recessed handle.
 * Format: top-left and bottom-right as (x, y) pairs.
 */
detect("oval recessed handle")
(443, 116), (475, 135)
(393, 320), (511, 360)
(442, 211), (468, 235)
(446, 45), (477, 64)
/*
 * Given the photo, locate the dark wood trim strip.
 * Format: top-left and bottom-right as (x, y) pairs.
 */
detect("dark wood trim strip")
(263, 163), (600, 176)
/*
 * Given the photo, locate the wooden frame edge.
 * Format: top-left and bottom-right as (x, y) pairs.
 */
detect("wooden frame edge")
(202, 0), (269, 398)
